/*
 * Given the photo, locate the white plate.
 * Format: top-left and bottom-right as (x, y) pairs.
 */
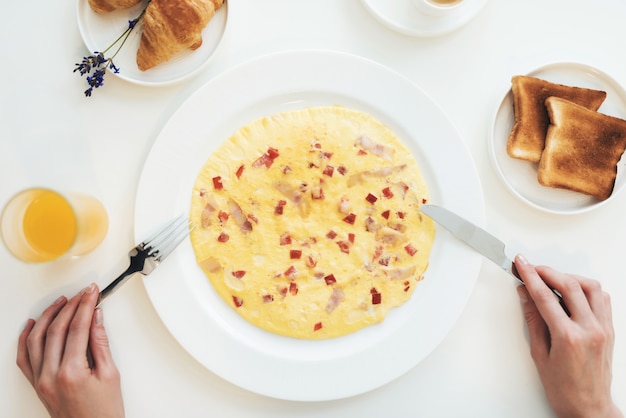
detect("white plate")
(489, 62), (626, 215)
(134, 50), (484, 401)
(76, 0), (228, 86)
(361, 0), (488, 37)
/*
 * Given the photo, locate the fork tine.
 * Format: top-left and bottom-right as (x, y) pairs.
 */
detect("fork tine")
(139, 213), (184, 248)
(143, 214), (193, 261)
(141, 214), (187, 249)
(152, 222), (195, 262)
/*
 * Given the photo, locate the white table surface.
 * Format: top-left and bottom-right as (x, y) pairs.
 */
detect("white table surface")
(2, 0), (625, 416)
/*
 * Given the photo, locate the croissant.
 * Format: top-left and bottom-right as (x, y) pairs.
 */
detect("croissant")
(88, 0), (143, 14)
(136, 0), (224, 71)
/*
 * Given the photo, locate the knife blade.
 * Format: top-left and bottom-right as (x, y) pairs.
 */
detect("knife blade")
(420, 204), (569, 314)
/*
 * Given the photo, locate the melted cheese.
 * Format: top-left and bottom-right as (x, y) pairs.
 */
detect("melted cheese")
(190, 106), (434, 339)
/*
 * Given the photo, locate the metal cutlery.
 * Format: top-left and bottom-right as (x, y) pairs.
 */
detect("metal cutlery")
(97, 214), (193, 306)
(420, 204), (569, 315)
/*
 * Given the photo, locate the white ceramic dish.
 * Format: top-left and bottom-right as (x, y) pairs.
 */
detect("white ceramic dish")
(76, 0), (228, 86)
(489, 62), (626, 215)
(361, 0), (488, 37)
(134, 50), (484, 401)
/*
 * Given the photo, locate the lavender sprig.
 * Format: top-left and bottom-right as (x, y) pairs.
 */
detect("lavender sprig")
(74, 6), (147, 97)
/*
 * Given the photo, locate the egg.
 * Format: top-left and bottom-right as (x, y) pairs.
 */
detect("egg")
(190, 106), (434, 339)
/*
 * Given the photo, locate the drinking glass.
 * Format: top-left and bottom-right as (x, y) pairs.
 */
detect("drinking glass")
(1, 188), (108, 262)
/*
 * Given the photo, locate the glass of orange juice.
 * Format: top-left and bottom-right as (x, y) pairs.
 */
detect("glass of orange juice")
(1, 188), (108, 262)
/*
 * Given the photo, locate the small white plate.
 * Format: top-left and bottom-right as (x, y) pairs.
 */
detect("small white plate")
(489, 62), (626, 215)
(361, 0), (488, 37)
(76, 0), (228, 86)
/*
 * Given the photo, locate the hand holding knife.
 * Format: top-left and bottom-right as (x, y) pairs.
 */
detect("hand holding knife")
(420, 204), (569, 315)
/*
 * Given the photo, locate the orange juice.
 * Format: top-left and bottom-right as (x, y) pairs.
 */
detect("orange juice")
(1, 188), (108, 262)
(22, 190), (77, 259)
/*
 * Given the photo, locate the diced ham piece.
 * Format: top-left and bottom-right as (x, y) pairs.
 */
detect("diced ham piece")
(289, 282), (298, 296)
(404, 243), (418, 256)
(284, 265), (298, 279)
(279, 232), (292, 245)
(342, 213), (356, 225)
(324, 274), (337, 285)
(365, 193), (378, 204)
(252, 147), (280, 168)
(232, 296), (243, 308)
(212, 176), (223, 190)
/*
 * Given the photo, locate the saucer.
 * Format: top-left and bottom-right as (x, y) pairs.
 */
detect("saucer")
(361, 0), (488, 37)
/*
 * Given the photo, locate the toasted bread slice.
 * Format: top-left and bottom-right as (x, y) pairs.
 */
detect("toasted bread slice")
(507, 76), (607, 162)
(538, 97), (626, 200)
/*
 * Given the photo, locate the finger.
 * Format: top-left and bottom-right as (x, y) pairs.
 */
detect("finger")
(514, 255), (568, 328)
(24, 296), (68, 379)
(577, 277), (614, 333)
(535, 266), (593, 320)
(40, 292), (84, 376)
(517, 285), (550, 364)
(89, 308), (118, 377)
(16, 319), (36, 385)
(63, 283), (99, 367)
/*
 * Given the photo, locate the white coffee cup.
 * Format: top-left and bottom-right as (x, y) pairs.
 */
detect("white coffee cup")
(411, 0), (465, 17)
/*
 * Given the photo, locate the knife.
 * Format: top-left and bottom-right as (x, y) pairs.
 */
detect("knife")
(420, 204), (569, 315)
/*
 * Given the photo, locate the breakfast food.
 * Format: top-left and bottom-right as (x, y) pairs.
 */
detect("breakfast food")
(539, 97), (626, 200)
(189, 106), (434, 339)
(87, 0), (142, 14)
(136, 0), (224, 71)
(507, 75), (607, 162)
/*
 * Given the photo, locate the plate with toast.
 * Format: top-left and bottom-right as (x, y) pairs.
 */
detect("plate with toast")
(490, 62), (626, 214)
(76, 0), (228, 86)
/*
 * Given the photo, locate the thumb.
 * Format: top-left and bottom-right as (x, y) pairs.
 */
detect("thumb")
(517, 285), (550, 364)
(89, 308), (116, 373)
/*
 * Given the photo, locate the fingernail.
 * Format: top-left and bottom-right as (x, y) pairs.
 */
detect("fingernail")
(516, 285), (528, 302)
(80, 283), (96, 295)
(53, 295), (66, 305)
(515, 254), (529, 265)
(94, 308), (103, 326)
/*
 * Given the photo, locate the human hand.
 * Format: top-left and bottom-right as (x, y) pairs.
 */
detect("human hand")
(514, 254), (622, 418)
(17, 283), (125, 418)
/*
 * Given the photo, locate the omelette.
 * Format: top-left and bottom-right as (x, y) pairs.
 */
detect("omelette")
(190, 106), (435, 339)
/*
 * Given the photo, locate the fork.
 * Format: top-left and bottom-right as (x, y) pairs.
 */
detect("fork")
(97, 214), (194, 306)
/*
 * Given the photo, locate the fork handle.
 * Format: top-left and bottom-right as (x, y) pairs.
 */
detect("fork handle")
(97, 252), (146, 307)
